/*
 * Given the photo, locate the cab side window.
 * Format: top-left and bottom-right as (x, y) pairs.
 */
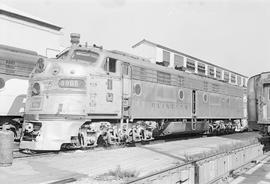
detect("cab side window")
(105, 58), (117, 73)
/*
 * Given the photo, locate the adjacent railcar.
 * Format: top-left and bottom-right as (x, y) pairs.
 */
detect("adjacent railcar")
(0, 44), (38, 139)
(20, 34), (245, 151)
(247, 72), (270, 133)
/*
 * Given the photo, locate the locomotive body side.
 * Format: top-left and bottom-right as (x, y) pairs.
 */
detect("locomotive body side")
(125, 62), (244, 135)
(87, 50), (244, 135)
(129, 67), (244, 120)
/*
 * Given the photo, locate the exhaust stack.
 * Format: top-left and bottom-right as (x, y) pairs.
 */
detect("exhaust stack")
(70, 33), (80, 45)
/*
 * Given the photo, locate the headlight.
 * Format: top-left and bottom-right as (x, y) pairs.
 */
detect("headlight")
(34, 58), (46, 73)
(58, 79), (85, 88)
(32, 82), (41, 96)
(24, 123), (33, 133)
(24, 122), (42, 133)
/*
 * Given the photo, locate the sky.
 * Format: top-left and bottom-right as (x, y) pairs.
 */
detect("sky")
(1, 0), (270, 77)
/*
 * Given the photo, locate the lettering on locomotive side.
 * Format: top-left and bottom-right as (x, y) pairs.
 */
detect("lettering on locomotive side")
(151, 102), (183, 110)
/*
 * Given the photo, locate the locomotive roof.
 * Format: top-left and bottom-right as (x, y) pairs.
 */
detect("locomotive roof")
(133, 39), (248, 78)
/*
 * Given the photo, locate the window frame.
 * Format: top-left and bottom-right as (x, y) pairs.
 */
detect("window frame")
(208, 66), (215, 77)
(186, 58), (195, 72)
(230, 74), (236, 83)
(71, 50), (99, 64)
(174, 54), (184, 68)
(197, 62), (206, 75)
(162, 50), (170, 66)
(104, 57), (117, 73)
(224, 71), (229, 82)
(216, 69), (222, 79)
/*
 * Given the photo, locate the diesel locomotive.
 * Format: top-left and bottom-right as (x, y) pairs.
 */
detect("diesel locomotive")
(0, 45), (38, 140)
(20, 34), (246, 151)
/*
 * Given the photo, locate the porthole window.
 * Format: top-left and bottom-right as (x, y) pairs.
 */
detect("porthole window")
(203, 93), (208, 103)
(178, 89), (184, 100)
(222, 98), (225, 103)
(32, 82), (41, 96)
(0, 78), (5, 89)
(134, 84), (142, 96)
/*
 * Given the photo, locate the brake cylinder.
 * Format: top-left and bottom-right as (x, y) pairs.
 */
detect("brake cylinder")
(0, 124), (14, 167)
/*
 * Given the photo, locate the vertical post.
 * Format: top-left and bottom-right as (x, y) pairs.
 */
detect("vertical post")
(0, 124), (14, 167)
(194, 162), (200, 184)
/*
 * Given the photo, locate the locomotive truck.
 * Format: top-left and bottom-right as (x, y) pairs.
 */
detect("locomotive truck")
(19, 34), (246, 151)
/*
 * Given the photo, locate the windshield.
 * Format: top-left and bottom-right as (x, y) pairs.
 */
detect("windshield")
(56, 48), (70, 59)
(57, 51), (69, 59)
(71, 50), (99, 63)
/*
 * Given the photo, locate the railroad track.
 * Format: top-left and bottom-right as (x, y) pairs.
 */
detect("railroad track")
(12, 133), (202, 159)
(13, 131), (258, 159)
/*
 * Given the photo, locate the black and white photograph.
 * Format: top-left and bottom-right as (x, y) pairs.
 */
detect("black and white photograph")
(0, 0), (269, 183)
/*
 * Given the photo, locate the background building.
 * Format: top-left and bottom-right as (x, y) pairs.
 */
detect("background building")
(0, 3), (63, 57)
(132, 39), (248, 87)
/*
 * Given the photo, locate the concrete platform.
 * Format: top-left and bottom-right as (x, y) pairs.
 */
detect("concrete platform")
(230, 152), (270, 184)
(0, 132), (261, 184)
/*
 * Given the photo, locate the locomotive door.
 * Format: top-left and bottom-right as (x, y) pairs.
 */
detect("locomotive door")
(192, 90), (196, 115)
(121, 62), (132, 118)
(191, 90), (197, 130)
(263, 84), (270, 120)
